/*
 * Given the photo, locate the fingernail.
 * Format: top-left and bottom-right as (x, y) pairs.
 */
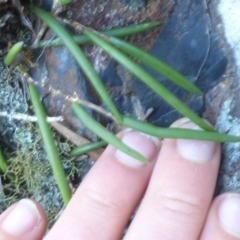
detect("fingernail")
(175, 120), (217, 163)
(1, 199), (42, 236)
(115, 130), (161, 167)
(218, 194), (240, 237)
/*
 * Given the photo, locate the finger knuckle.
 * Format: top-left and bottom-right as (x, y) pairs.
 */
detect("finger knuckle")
(149, 188), (204, 219)
(81, 187), (124, 215)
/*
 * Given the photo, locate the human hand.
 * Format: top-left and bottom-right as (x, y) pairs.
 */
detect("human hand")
(0, 118), (240, 240)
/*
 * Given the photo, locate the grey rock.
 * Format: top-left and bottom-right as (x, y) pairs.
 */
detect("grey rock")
(134, 0), (227, 127)
(118, 0), (148, 8)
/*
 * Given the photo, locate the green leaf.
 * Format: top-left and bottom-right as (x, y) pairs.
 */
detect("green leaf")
(32, 21), (160, 48)
(0, 149), (7, 173)
(0, 149), (15, 181)
(123, 116), (240, 142)
(105, 36), (202, 94)
(72, 103), (149, 164)
(83, 29), (214, 131)
(29, 84), (71, 205)
(4, 41), (23, 66)
(59, 0), (72, 5)
(32, 6), (122, 123)
(70, 140), (107, 157)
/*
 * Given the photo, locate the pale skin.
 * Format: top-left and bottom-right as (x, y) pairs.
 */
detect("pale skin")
(0, 117), (240, 240)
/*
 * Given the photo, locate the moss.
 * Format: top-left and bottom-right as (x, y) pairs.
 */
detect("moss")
(0, 4), (84, 227)
(1, 121), (83, 227)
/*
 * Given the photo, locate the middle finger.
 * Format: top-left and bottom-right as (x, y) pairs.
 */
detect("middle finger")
(125, 119), (221, 240)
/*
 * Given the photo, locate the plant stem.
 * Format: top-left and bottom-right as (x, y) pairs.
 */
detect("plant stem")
(30, 21), (160, 49)
(31, 6), (122, 123)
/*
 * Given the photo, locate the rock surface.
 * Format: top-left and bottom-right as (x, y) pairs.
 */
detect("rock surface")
(134, 0), (227, 127)
(29, 0), (240, 194)
(1, 0), (240, 226)
(32, 0), (175, 139)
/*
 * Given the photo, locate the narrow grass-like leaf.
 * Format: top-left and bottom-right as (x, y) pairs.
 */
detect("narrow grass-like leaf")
(4, 41), (23, 66)
(32, 7), (122, 123)
(72, 103), (148, 163)
(123, 116), (240, 142)
(104, 36), (202, 94)
(70, 140), (107, 157)
(0, 149), (7, 174)
(31, 22), (160, 48)
(59, 0), (72, 5)
(0, 149), (15, 181)
(83, 29), (214, 131)
(29, 84), (71, 205)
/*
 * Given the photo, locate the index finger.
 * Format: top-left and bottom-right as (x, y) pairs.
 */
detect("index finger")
(45, 129), (161, 240)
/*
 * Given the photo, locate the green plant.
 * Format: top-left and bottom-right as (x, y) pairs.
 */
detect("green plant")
(4, 41), (24, 66)
(30, 21), (160, 48)
(29, 84), (72, 205)
(16, 6), (238, 200)
(70, 140), (107, 157)
(2, 3), (240, 226)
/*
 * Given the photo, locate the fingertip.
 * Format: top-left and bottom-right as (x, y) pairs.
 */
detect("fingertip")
(200, 193), (240, 239)
(170, 117), (212, 129)
(0, 199), (47, 240)
(114, 129), (161, 168)
(217, 193), (240, 237)
(170, 118), (219, 163)
(170, 117), (193, 128)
